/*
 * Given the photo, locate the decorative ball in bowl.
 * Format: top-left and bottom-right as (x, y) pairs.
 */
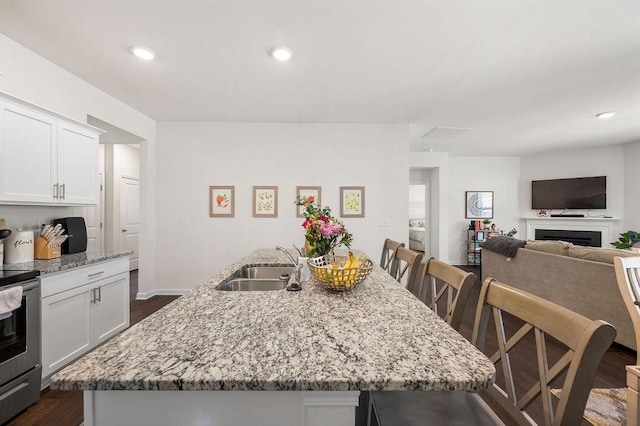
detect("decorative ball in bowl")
(307, 252), (373, 291)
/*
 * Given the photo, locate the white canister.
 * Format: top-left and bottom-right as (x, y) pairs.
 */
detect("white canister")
(5, 230), (35, 264)
(298, 257), (311, 282)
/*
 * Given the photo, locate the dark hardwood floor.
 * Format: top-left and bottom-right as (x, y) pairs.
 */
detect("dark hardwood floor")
(7, 266), (634, 425)
(6, 270), (180, 426)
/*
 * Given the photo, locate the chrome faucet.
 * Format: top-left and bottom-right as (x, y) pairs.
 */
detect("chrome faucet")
(276, 246), (303, 289)
(276, 246), (297, 265)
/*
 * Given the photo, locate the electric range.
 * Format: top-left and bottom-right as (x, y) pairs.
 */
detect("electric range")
(0, 268), (41, 423)
(0, 269), (40, 287)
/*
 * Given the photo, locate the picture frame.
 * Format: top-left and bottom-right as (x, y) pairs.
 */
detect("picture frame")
(253, 186), (278, 218)
(465, 191), (493, 219)
(296, 186), (321, 218)
(209, 186), (235, 217)
(340, 186), (365, 218)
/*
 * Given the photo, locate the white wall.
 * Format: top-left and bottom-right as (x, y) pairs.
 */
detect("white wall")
(623, 141), (640, 233)
(520, 145), (625, 240)
(0, 34), (157, 293)
(448, 156), (521, 263)
(155, 122), (409, 292)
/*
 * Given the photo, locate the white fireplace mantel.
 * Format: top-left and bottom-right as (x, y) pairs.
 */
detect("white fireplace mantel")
(522, 217), (620, 248)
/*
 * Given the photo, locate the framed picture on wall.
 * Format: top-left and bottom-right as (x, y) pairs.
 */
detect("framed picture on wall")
(209, 186), (235, 217)
(253, 186), (278, 217)
(296, 186), (321, 217)
(465, 191), (493, 219)
(340, 186), (365, 218)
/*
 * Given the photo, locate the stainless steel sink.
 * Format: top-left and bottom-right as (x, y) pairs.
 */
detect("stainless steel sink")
(238, 266), (295, 279)
(216, 278), (289, 291)
(215, 265), (296, 291)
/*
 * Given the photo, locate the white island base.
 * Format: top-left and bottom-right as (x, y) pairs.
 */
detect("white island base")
(83, 390), (360, 426)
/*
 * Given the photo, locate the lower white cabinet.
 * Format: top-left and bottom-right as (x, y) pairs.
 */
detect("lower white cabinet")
(40, 257), (130, 380)
(93, 273), (129, 346)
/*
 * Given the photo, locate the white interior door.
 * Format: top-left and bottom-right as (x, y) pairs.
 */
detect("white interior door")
(82, 172), (105, 252)
(119, 176), (140, 271)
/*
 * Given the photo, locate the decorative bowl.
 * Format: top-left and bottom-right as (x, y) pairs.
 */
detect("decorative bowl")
(307, 254), (373, 291)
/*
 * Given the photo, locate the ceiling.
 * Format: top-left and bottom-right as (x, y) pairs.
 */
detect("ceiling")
(0, 0), (639, 156)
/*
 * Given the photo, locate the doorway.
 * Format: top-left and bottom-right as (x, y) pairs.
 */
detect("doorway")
(87, 116), (142, 273)
(81, 171), (105, 252)
(409, 184), (430, 258)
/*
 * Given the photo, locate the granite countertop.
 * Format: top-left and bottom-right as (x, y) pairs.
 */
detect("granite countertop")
(51, 249), (495, 392)
(1, 251), (132, 274)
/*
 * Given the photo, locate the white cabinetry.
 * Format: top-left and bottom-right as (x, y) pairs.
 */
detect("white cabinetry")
(0, 100), (57, 203)
(40, 257), (129, 381)
(57, 121), (99, 204)
(0, 93), (102, 205)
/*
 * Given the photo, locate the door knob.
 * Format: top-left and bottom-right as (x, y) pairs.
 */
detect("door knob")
(122, 229), (127, 233)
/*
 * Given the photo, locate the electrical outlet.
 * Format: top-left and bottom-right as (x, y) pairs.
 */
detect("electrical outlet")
(379, 218), (389, 227)
(180, 217), (190, 226)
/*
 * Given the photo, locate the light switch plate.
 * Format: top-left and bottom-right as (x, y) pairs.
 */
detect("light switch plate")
(180, 217), (190, 226)
(379, 218), (389, 227)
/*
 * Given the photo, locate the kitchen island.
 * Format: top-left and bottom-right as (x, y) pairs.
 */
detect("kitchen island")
(52, 249), (495, 426)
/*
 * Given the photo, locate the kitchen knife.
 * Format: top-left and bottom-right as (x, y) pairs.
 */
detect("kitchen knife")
(43, 225), (55, 241)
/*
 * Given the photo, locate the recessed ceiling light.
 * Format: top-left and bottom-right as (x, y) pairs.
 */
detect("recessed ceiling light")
(596, 111), (616, 119)
(270, 47), (293, 61)
(131, 46), (155, 60)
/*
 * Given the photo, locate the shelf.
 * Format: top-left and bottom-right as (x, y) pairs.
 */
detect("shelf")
(466, 229), (485, 267)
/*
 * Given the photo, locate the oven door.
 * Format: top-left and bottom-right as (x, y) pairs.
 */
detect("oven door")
(0, 279), (40, 386)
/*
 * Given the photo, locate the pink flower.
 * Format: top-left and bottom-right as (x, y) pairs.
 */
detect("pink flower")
(320, 222), (342, 237)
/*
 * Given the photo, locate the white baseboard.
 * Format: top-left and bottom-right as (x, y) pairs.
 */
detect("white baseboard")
(136, 289), (188, 300)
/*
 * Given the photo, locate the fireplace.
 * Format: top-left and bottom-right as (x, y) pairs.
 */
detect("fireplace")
(535, 229), (602, 247)
(524, 217), (617, 249)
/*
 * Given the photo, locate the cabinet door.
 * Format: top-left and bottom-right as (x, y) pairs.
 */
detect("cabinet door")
(58, 122), (100, 204)
(93, 272), (130, 346)
(0, 100), (57, 203)
(57, 121), (99, 205)
(41, 285), (93, 378)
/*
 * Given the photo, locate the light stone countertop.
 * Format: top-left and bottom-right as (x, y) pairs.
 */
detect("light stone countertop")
(51, 249), (495, 392)
(1, 251), (132, 274)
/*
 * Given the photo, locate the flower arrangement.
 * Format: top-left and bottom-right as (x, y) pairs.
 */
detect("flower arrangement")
(295, 195), (353, 257)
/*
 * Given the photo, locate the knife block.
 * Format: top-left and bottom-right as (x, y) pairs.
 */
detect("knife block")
(35, 236), (61, 260)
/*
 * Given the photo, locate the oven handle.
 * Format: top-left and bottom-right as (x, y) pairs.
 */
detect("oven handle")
(21, 280), (40, 292)
(0, 380), (30, 402)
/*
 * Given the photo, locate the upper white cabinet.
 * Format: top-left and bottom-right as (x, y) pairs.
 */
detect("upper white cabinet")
(57, 122), (99, 204)
(0, 93), (102, 206)
(0, 101), (57, 203)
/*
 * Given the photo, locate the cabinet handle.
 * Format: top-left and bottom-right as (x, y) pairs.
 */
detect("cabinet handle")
(53, 183), (59, 199)
(60, 183), (66, 199)
(88, 271), (105, 278)
(90, 288), (96, 304)
(97, 286), (101, 302)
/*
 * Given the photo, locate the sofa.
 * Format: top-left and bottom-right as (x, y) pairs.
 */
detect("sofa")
(481, 239), (640, 350)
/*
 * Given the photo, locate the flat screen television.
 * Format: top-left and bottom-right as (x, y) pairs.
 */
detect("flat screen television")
(531, 176), (606, 210)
